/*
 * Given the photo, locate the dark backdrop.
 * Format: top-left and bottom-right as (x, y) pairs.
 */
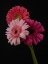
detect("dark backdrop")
(0, 1), (48, 64)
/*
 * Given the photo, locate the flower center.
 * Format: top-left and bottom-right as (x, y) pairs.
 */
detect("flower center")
(29, 28), (34, 34)
(14, 30), (18, 34)
(11, 26), (22, 38)
(15, 15), (20, 19)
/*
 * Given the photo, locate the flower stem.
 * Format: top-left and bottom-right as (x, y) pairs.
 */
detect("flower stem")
(29, 45), (38, 64)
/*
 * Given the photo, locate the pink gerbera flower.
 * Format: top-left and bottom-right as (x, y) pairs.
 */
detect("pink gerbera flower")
(24, 20), (45, 45)
(6, 6), (30, 24)
(5, 19), (29, 46)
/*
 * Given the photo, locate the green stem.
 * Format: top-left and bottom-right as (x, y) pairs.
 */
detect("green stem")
(29, 45), (38, 64)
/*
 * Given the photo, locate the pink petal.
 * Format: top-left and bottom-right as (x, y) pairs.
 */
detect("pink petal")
(24, 38), (32, 45)
(14, 19), (19, 25)
(37, 33), (44, 41)
(36, 37), (40, 43)
(22, 23), (30, 30)
(6, 28), (11, 31)
(7, 34), (11, 39)
(18, 19), (25, 26)
(17, 37), (20, 44)
(12, 38), (16, 45)
(20, 33), (26, 39)
(9, 20), (15, 28)
(34, 21), (41, 27)
(38, 26), (45, 32)
(29, 20), (34, 26)
(33, 38), (37, 45)
(5, 31), (11, 34)
(8, 38), (13, 43)
(22, 30), (29, 35)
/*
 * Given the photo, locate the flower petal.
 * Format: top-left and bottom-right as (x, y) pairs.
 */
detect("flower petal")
(22, 30), (29, 35)
(8, 20), (15, 27)
(11, 38), (16, 45)
(8, 38), (13, 43)
(37, 33), (44, 40)
(38, 26), (45, 32)
(18, 19), (25, 26)
(33, 38), (37, 45)
(6, 28), (11, 31)
(6, 34), (11, 39)
(17, 37), (20, 44)
(22, 23), (30, 30)
(20, 33), (26, 39)
(24, 38), (32, 45)
(14, 18), (19, 25)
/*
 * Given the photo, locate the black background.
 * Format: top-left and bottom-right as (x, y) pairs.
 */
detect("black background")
(0, 1), (48, 64)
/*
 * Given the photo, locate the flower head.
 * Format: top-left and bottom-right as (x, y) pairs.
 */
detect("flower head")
(5, 19), (29, 46)
(6, 6), (30, 24)
(24, 20), (45, 45)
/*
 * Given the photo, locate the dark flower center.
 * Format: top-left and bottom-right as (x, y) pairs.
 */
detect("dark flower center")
(14, 30), (18, 34)
(29, 28), (34, 34)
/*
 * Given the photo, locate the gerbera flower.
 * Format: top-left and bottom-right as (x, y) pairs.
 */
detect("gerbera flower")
(6, 6), (30, 24)
(5, 19), (29, 46)
(24, 20), (45, 45)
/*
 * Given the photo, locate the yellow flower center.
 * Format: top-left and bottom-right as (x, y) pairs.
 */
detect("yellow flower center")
(15, 15), (20, 19)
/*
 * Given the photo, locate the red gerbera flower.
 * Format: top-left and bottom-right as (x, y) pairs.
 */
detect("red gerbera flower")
(6, 6), (30, 24)
(24, 20), (45, 45)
